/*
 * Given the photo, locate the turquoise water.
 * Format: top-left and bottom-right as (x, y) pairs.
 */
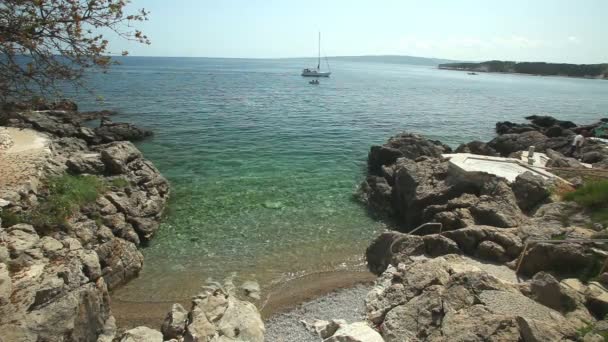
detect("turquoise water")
(73, 57), (608, 301)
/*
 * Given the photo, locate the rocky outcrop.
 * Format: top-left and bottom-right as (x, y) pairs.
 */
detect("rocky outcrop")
(454, 140), (499, 156)
(0, 104), (167, 342)
(366, 255), (581, 341)
(154, 280), (265, 342)
(94, 118), (153, 143)
(367, 133), (451, 174)
(308, 320), (383, 342)
(0, 223), (115, 341)
(359, 150), (527, 232)
(511, 171), (550, 212)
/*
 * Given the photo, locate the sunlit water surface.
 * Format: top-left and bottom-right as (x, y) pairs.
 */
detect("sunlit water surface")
(70, 57), (608, 301)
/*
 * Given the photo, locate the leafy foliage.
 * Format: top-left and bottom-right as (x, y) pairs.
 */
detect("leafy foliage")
(0, 0), (149, 100)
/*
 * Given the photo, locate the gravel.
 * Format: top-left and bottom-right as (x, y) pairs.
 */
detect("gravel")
(264, 284), (372, 342)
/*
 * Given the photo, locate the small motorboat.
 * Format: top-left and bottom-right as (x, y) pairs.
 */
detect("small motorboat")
(309, 80), (319, 85)
(468, 72), (478, 75)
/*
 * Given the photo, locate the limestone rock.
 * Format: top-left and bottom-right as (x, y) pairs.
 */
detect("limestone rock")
(162, 303), (189, 340)
(511, 172), (550, 212)
(518, 242), (597, 278)
(356, 176), (394, 218)
(488, 131), (548, 156)
(586, 282), (608, 319)
(545, 149), (585, 168)
(454, 140), (499, 156)
(527, 272), (579, 312)
(94, 118), (153, 143)
(476, 240), (508, 263)
(95, 238), (143, 290)
(325, 322), (384, 342)
(66, 153), (105, 174)
(120, 326), (163, 342)
(180, 281), (265, 342)
(366, 254), (578, 342)
(367, 132), (451, 173)
(99, 141), (143, 174)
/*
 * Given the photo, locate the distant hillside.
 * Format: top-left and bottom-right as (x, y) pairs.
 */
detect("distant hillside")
(439, 60), (608, 78)
(331, 55), (459, 66)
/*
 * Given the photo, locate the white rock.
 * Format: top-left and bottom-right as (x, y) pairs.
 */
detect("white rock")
(325, 322), (384, 342)
(0, 263), (12, 302)
(120, 326), (163, 342)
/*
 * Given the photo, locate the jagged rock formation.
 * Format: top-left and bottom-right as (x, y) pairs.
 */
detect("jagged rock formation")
(357, 116), (608, 341)
(118, 279), (265, 342)
(0, 223), (116, 341)
(0, 102), (168, 341)
(365, 254), (585, 341)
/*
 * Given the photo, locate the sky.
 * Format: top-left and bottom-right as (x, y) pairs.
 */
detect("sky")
(107, 0), (608, 63)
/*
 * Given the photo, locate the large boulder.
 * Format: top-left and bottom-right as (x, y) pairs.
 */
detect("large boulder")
(454, 140), (499, 156)
(99, 141), (143, 174)
(488, 131), (548, 156)
(391, 157), (468, 229)
(356, 176), (394, 218)
(495, 121), (538, 135)
(66, 153), (106, 174)
(161, 303), (189, 339)
(120, 326), (163, 342)
(324, 322), (384, 342)
(526, 272), (580, 313)
(183, 282), (265, 342)
(0, 228), (115, 342)
(367, 254), (578, 342)
(518, 242), (600, 278)
(525, 115), (577, 129)
(94, 118), (153, 143)
(545, 149), (585, 168)
(510, 171), (550, 212)
(367, 133), (451, 173)
(94, 238), (143, 290)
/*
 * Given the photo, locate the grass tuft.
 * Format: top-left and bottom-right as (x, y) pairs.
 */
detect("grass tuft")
(563, 180), (608, 228)
(24, 175), (106, 228)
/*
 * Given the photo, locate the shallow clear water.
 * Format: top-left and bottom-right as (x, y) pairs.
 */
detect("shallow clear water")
(72, 57), (608, 301)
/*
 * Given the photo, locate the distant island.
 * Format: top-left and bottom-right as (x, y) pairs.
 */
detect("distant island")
(329, 55), (459, 66)
(439, 60), (608, 79)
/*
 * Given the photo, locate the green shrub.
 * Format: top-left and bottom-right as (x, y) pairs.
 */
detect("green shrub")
(26, 175), (106, 228)
(563, 180), (608, 208)
(563, 180), (608, 227)
(0, 209), (21, 227)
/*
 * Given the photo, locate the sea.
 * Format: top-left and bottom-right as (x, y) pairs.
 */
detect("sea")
(70, 56), (608, 303)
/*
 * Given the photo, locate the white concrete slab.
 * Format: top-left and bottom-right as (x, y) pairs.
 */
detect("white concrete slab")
(444, 153), (556, 183)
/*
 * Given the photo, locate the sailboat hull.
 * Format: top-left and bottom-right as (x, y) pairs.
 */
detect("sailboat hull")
(301, 70), (331, 77)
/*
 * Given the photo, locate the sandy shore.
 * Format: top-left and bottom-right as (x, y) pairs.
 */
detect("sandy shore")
(0, 127), (51, 193)
(112, 270), (375, 332)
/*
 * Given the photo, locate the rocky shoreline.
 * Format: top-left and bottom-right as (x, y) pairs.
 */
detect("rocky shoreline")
(0, 101), (171, 341)
(352, 115), (608, 341)
(3, 104), (608, 341)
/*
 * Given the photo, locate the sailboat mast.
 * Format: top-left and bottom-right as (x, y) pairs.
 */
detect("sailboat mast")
(317, 31), (321, 70)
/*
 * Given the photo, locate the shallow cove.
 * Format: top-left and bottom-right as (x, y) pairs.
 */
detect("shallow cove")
(71, 57), (608, 325)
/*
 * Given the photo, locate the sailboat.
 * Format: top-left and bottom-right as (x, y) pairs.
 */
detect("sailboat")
(301, 32), (331, 77)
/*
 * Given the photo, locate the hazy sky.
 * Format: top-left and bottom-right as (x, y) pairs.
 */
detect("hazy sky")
(109, 0), (608, 63)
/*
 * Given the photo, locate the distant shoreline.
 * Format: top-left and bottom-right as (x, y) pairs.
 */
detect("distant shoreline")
(438, 60), (608, 80)
(438, 66), (608, 80)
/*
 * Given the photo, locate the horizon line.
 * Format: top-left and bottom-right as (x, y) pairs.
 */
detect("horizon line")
(109, 54), (607, 65)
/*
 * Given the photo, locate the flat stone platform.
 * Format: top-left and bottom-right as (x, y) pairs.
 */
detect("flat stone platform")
(444, 153), (556, 183)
